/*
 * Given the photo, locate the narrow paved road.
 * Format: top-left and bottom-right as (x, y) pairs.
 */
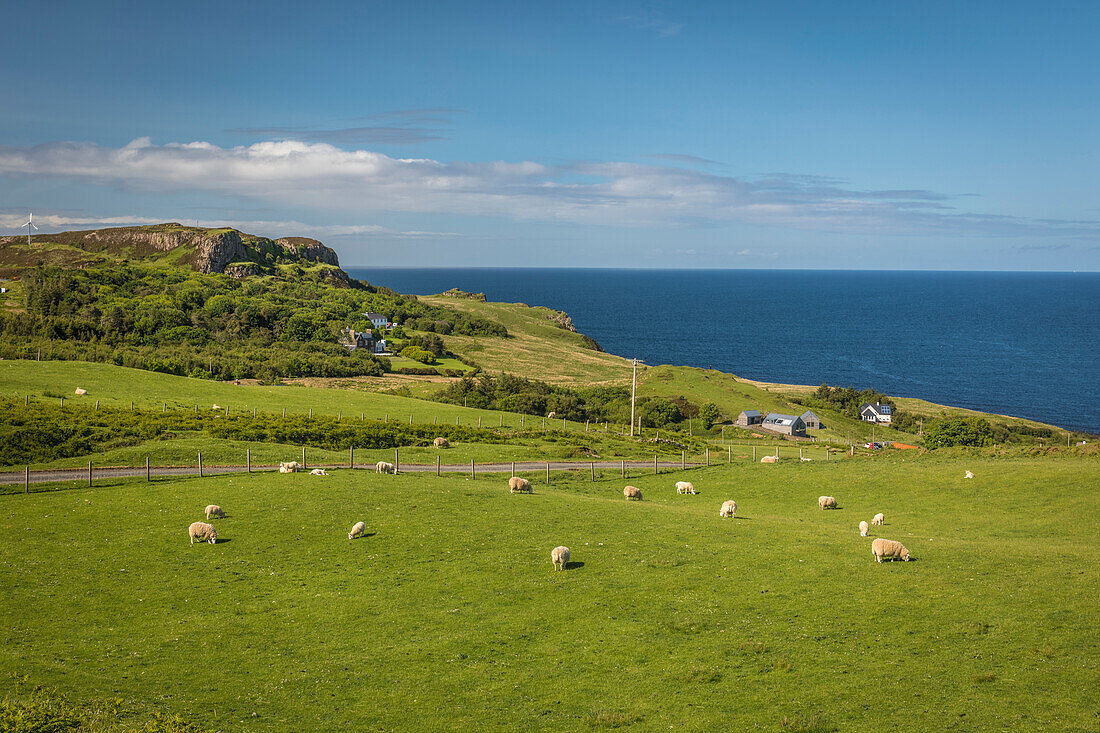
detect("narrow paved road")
(1, 460), (719, 486)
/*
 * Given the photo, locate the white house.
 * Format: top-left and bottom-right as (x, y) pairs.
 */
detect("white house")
(859, 403), (893, 424)
(363, 312), (389, 329)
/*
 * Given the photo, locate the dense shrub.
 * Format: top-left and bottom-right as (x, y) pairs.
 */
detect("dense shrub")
(922, 417), (994, 448)
(400, 346), (437, 364)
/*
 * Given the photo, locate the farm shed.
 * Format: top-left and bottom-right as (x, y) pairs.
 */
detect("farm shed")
(736, 409), (763, 427)
(762, 413), (807, 437)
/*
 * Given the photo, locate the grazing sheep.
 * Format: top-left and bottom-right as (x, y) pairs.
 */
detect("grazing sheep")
(623, 485), (642, 501)
(348, 521), (366, 540)
(188, 521), (217, 545)
(212, 404), (221, 411)
(204, 504), (225, 520)
(309, 468), (328, 476)
(508, 476), (532, 494)
(872, 512), (885, 525)
(719, 500), (737, 518)
(818, 495), (837, 509)
(965, 470), (974, 479)
(74, 388), (87, 395)
(433, 437), (450, 448)
(871, 538), (910, 563)
(859, 520), (869, 536)
(279, 461), (301, 474)
(547, 412), (556, 419)
(375, 461), (396, 474)
(761, 455), (779, 464)
(676, 481), (696, 495)
(551, 545), (570, 570)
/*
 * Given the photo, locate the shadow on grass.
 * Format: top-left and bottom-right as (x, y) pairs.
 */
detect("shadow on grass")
(565, 561), (585, 570)
(211, 538), (232, 544)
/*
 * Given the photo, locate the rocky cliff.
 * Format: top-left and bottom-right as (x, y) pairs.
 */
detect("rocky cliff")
(0, 223), (346, 280)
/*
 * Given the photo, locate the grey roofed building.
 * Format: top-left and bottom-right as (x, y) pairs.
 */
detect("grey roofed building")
(859, 403), (893, 424)
(800, 410), (823, 429)
(735, 409), (763, 427)
(762, 413), (807, 437)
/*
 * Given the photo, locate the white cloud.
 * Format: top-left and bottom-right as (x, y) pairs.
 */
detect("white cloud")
(1, 138), (1097, 238)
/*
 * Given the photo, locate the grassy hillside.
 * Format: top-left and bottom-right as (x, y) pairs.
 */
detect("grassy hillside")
(1, 453), (1096, 730)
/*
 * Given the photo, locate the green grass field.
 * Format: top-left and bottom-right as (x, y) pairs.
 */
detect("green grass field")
(1, 452), (1096, 730)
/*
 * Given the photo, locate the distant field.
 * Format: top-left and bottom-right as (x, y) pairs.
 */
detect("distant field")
(1, 453), (1095, 730)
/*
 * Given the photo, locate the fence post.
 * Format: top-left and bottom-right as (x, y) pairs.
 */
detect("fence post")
(654, 454), (658, 474)
(775, 446), (779, 458)
(499, 414), (503, 427)
(826, 448), (829, 461)
(309, 408), (312, 419)
(728, 445), (732, 463)
(350, 447), (354, 469)
(546, 462), (551, 483)
(586, 420), (589, 432)
(302, 446), (306, 469)
(247, 448), (251, 473)
(471, 460), (476, 479)
(226, 405), (230, 418)
(198, 452), (202, 478)
(753, 446), (756, 461)
(542, 417), (546, 430)
(195, 404), (198, 414)
(521, 415), (525, 429)
(95, 400), (99, 410)
(384, 414), (388, 423)
(146, 456), (150, 481)
(591, 462), (595, 480)
(800, 448), (804, 460)
(25, 465), (29, 493)
(479, 416), (482, 428)
(395, 448), (399, 473)
(254, 407), (257, 418)
(682, 451), (685, 470)
(706, 449), (710, 467)
(162, 402), (166, 413)
(25, 395), (29, 406)
(621, 459), (625, 478)
(409, 415), (413, 424)
(437, 455), (441, 476)
(338, 411), (341, 421)
(60, 396), (64, 408)
(131, 401), (134, 412)
(456, 416), (459, 426)
(434, 416), (437, 424)
(563, 417), (567, 429)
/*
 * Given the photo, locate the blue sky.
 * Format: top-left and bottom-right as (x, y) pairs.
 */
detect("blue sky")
(1, 0), (1098, 270)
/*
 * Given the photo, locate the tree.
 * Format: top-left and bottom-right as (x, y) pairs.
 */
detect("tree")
(922, 417), (993, 449)
(699, 402), (721, 429)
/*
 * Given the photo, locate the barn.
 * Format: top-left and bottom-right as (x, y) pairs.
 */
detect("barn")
(736, 409), (763, 427)
(762, 413), (807, 437)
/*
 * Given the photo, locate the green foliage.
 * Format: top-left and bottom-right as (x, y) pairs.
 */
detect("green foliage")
(638, 397), (682, 428)
(923, 417), (995, 448)
(399, 346), (436, 364)
(699, 402), (722, 429)
(0, 264), (506, 381)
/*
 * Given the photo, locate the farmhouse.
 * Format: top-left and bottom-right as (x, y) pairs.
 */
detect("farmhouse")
(341, 327), (387, 354)
(762, 413), (807, 437)
(736, 409), (763, 427)
(800, 409), (823, 429)
(860, 402), (893, 424)
(363, 312), (389, 329)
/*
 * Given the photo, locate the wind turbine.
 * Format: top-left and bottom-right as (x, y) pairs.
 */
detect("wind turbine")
(19, 213), (38, 245)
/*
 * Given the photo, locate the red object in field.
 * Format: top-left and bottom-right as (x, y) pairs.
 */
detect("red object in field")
(893, 442), (918, 450)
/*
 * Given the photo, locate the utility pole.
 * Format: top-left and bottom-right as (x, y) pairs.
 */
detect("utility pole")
(630, 357), (644, 437)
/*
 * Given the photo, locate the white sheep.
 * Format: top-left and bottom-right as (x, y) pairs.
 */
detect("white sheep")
(676, 481), (696, 495)
(871, 538), (910, 563)
(547, 411), (556, 419)
(719, 500), (737, 518)
(212, 404), (221, 411)
(965, 470), (974, 479)
(188, 521), (217, 545)
(859, 520), (869, 536)
(375, 461), (396, 474)
(623, 485), (642, 501)
(433, 437), (450, 448)
(818, 495), (837, 510)
(74, 388), (87, 395)
(509, 476), (532, 494)
(279, 461), (301, 474)
(348, 521), (366, 540)
(871, 512), (885, 525)
(310, 468), (328, 476)
(761, 455), (779, 464)
(551, 545), (570, 570)
(204, 504), (225, 520)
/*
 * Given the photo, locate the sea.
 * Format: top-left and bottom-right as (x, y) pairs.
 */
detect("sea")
(346, 268), (1100, 434)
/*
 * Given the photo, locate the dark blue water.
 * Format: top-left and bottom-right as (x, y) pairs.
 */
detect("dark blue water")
(348, 268), (1100, 433)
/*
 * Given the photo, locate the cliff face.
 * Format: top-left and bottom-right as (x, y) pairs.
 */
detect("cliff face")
(0, 224), (345, 280)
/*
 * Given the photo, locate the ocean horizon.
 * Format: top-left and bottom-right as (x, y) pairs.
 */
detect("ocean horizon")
(347, 267), (1100, 434)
